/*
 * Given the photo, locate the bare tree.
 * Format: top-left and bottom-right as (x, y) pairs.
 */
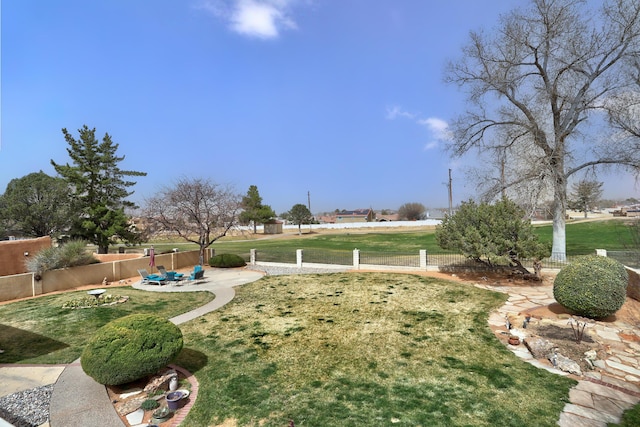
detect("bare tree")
(398, 202), (427, 221)
(445, 0), (640, 260)
(144, 178), (240, 264)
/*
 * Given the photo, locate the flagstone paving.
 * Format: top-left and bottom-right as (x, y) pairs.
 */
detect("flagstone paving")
(476, 282), (640, 426)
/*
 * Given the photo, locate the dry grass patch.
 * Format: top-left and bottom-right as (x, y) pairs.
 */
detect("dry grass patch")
(178, 273), (575, 427)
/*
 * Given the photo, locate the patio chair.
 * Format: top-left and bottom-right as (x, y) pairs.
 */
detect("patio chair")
(157, 265), (184, 281)
(137, 269), (167, 286)
(185, 265), (205, 284)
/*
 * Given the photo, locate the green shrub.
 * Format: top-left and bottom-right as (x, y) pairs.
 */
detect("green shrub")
(140, 399), (160, 410)
(81, 314), (183, 385)
(553, 255), (628, 319)
(209, 253), (247, 268)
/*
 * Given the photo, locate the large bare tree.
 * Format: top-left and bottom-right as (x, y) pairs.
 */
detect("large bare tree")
(144, 178), (240, 264)
(445, 0), (640, 260)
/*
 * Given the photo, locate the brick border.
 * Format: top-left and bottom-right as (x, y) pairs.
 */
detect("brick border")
(583, 376), (640, 398)
(168, 364), (199, 426)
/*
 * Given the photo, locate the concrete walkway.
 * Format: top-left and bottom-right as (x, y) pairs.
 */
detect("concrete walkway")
(2, 269), (639, 426)
(476, 282), (640, 427)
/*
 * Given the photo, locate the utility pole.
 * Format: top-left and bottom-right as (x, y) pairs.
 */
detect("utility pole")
(308, 191), (313, 232)
(448, 169), (453, 216)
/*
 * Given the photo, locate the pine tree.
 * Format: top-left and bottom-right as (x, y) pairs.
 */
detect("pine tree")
(51, 125), (146, 253)
(239, 185), (276, 233)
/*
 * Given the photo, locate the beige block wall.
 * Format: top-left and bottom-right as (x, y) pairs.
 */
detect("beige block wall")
(0, 250), (204, 303)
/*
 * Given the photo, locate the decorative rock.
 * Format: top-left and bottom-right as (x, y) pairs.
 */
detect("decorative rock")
(524, 336), (557, 359)
(117, 396), (147, 415)
(119, 388), (143, 399)
(551, 352), (582, 375)
(144, 369), (178, 393)
(125, 408), (144, 425)
(584, 349), (598, 361)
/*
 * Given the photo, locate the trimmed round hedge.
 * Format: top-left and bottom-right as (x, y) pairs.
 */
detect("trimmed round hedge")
(553, 255), (628, 319)
(209, 253), (247, 268)
(81, 314), (183, 385)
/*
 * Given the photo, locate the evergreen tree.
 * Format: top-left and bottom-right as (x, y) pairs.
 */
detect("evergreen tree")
(436, 198), (550, 277)
(239, 185), (276, 234)
(287, 203), (313, 235)
(0, 171), (72, 238)
(51, 126), (146, 253)
(568, 180), (604, 219)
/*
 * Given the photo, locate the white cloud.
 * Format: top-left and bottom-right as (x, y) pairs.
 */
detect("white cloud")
(385, 105), (416, 120)
(418, 117), (452, 150)
(197, 0), (298, 39)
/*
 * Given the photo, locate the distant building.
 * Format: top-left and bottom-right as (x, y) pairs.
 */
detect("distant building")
(334, 209), (375, 223)
(376, 213), (399, 222)
(264, 219), (284, 234)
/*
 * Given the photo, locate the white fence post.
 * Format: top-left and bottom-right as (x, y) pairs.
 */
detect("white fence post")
(250, 249), (256, 265)
(353, 249), (360, 270)
(297, 249), (303, 268)
(420, 249), (427, 269)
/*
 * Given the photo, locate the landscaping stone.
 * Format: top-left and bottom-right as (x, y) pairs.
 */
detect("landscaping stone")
(524, 336), (557, 359)
(125, 408), (144, 425)
(117, 396), (146, 415)
(552, 352), (582, 375)
(143, 368), (177, 393)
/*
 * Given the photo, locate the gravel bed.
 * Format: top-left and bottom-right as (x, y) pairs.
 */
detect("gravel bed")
(0, 384), (53, 427)
(247, 265), (350, 276)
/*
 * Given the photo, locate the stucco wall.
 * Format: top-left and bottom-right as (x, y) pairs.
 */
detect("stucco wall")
(0, 236), (52, 276)
(0, 249), (203, 303)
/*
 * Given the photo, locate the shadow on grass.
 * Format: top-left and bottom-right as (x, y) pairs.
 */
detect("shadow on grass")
(0, 324), (68, 363)
(175, 347), (209, 374)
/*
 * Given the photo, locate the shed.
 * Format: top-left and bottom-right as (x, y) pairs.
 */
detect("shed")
(264, 219), (283, 234)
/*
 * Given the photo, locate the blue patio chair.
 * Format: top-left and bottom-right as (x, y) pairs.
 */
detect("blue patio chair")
(137, 269), (167, 285)
(157, 265), (184, 281)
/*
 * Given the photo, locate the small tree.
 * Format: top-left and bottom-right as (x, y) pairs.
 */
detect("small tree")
(144, 178), (240, 264)
(287, 203), (313, 235)
(0, 171), (72, 238)
(568, 180), (604, 219)
(51, 126), (146, 253)
(239, 185), (276, 234)
(436, 198), (551, 277)
(398, 202), (426, 221)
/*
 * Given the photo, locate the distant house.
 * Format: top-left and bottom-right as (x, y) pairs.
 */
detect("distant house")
(376, 213), (399, 222)
(317, 215), (336, 224)
(335, 209), (375, 223)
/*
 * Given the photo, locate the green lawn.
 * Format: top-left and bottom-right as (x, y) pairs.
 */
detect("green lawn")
(175, 273), (575, 427)
(0, 288), (214, 364)
(206, 218), (636, 256)
(5, 269), (639, 425)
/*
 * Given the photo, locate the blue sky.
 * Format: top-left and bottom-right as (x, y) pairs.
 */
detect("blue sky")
(2, 0), (637, 215)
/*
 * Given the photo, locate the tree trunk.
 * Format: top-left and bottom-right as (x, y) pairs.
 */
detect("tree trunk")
(199, 246), (205, 265)
(298, 224), (302, 235)
(253, 221), (257, 234)
(551, 184), (567, 262)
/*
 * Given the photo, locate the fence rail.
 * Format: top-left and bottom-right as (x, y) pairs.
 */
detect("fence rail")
(248, 248), (592, 271)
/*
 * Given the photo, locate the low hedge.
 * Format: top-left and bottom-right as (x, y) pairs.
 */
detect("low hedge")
(81, 314), (183, 385)
(209, 253), (247, 268)
(553, 255), (628, 319)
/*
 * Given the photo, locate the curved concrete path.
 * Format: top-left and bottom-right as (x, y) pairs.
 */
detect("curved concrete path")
(47, 268), (264, 427)
(476, 282), (640, 427)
